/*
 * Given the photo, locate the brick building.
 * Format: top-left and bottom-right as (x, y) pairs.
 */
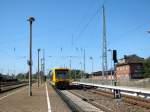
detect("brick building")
(116, 54), (144, 81)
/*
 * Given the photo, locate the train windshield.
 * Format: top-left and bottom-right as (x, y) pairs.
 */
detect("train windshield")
(56, 70), (69, 79)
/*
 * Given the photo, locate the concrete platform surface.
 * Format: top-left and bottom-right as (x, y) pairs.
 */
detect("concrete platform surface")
(0, 83), (47, 112)
(47, 83), (71, 112)
(0, 82), (72, 112)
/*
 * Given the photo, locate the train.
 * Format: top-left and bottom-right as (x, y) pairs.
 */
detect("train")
(49, 68), (71, 89)
(0, 74), (17, 82)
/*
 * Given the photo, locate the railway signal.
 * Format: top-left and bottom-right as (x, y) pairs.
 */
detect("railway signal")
(112, 50), (118, 86)
(113, 50), (118, 63)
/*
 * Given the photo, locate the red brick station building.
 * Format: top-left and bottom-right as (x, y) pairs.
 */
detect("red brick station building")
(92, 54), (144, 81)
(116, 54), (144, 81)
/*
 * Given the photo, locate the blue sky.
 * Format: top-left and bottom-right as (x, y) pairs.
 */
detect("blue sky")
(0, 0), (150, 74)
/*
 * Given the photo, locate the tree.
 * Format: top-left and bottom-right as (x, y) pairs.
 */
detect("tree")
(143, 57), (150, 78)
(70, 69), (82, 79)
(16, 73), (25, 80)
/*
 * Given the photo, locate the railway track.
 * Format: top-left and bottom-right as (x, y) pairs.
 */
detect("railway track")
(49, 82), (150, 112)
(67, 86), (150, 112)
(0, 81), (28, 93)
(68, 89), (113, 112)
(90, 89), (150, 110)
(52, 85), (103, 112)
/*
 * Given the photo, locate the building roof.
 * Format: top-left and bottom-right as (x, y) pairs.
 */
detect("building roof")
(92, 70), (114, 76)
(117, 54), (144, 66)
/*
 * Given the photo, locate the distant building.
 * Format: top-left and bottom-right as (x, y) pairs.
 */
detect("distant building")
(116, 54), (144, 81)
(92, 70), (114, 80)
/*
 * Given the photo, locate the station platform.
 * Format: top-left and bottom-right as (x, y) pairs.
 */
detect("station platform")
(0, 83), (47, 112)
(0, 82), (71, 112)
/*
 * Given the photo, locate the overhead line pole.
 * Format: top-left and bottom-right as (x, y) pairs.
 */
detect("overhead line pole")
(102, 5), (108, 81)
(43, 49), (45, 76)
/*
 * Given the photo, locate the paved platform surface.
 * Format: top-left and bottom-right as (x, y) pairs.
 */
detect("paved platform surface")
(47, 83), (71, 112)
(0, 83), (47, 112)
(0, 82), (71, 112)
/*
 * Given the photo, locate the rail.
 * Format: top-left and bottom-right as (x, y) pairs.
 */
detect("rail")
(72, 81), (150, 98)
(0, 82), (28, 93)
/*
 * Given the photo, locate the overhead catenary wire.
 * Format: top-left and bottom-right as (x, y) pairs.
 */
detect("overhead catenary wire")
(75, 6), (102, 40)
(73, 0), (96, 35)
(117, 22), (150, 39)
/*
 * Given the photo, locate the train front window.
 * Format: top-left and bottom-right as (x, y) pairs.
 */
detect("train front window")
(56, 71), (69, 79)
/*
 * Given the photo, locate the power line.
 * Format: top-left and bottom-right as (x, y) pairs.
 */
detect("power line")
(118, 22), (149, 38)
(73, 0), (95, 34)
(0, 49), (13, 57)
(76, 6), (102, 40)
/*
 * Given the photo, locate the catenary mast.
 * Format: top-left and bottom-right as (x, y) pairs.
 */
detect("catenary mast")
(102, 5), (108, 79)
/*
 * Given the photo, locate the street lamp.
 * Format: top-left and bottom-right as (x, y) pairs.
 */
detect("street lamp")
(67, 56), (78, 69)
(0, 74), (2, 92)
(79, 62), (82, 78)
(89, 57), (93, 74)
(37, 49), (40, 87)
(81, 49), (85, 76)
(147, 30), (150, 33)
(27, 16), (35, 96)
(49, 56), (52, 68)
(41, 58), (43, 84)
(80, 48), (85, 78)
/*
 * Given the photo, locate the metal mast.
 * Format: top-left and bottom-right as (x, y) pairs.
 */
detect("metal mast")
(43, 49), (45, 76)
(102, 5), (107, 79)
(83, 48), (85, 77)
(37, 48), (40, 87)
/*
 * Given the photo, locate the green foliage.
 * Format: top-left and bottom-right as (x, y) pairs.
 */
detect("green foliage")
(16, 73), (26, 80)
(16, 72), (38, 80)
(70, 69), (82, 79)
(143, 57), (150, 78)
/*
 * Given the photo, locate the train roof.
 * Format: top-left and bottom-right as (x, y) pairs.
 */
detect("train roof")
(50, 68), (70, 71)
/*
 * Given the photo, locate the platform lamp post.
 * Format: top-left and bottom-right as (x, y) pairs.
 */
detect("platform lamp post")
(147, 30), (150, 33)
(89, 57), (93, 75)
(48, 56), (52, 69)
(0, 74), (2, 92)
(37, 48), (40, 87)
(80, 48), (85, 78)
(27, 17), (35, 96)
(41, 58), (43, 84)
(89, 57), (94, 84)
(79, 62), (83, 79)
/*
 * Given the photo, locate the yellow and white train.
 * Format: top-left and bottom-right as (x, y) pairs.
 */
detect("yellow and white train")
(49, 68), (71, 89)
